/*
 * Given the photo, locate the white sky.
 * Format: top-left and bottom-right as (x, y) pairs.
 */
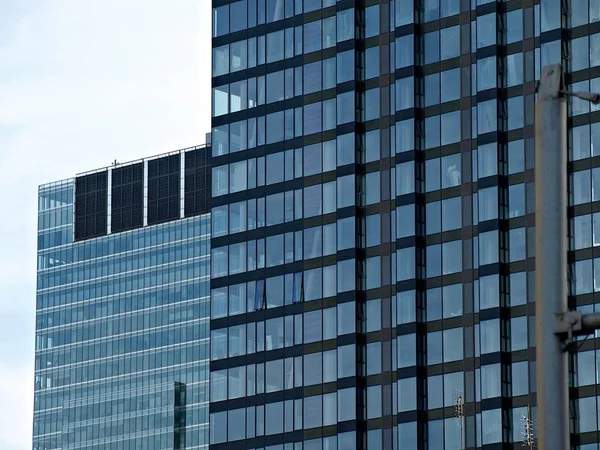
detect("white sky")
(0, 1), (212, 448)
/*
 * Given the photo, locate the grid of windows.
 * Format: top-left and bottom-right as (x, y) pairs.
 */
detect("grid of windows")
(210, 0), (600, 448)
(34, 174), (211, 449)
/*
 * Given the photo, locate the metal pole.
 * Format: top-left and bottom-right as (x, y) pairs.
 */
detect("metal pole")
(535, 64), (570, 449)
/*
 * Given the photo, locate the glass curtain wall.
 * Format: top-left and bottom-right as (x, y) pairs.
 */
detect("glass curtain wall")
(34, 179), (211, 449)
(210, 0), (600, 448)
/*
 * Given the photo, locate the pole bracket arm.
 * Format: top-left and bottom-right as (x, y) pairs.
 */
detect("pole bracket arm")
(554, 311), (582, 351)
(555, 311), (600, 351)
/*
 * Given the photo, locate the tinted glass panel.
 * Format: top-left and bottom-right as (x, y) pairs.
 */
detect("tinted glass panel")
(74, 171), (107, 240)
(111, 163), (143, 233)
(147, 154), (180, 225)
(185, 148), (212, 217)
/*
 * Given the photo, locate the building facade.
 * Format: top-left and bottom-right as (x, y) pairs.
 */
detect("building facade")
(209, 0), (600, 449)
(33, 145), (212, 449)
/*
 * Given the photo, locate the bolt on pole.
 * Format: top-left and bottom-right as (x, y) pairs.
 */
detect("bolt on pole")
(535, 64), (570, 449)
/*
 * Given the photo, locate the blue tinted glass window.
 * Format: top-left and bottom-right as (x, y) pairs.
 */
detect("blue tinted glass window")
(506, 10), (523, 44)
(396, 0), (414, 27)
(506, 53), (523, 87)
(267, 111), (284, 144)
(365, 89), (379, 121)
(337, 259), (356, 292)
(573, 170), (591, 205)
(231, 0), (248, 31)
(477, 56), (496, 91)
(304, 20), (322, 53)
(509, 183), (525, 218)
(479, 186), (498, 221)
(396, 76), (414, 110)
(575, 259), (593, 294)
(267, 71), (284, 103)
(397, 204), (415, 238)
(512, 361), (528, 395)
(440, 26), (459, 60)
(365, 5), (379, 37)
(477, 14), (496, 48)
(441, 111), (460, 145)
(213, 44), (229, 76)
(574, 214), (593, 250)
(213, 5), (229, 37)
(440, 68), (460, 102)
(443, 284), (463, 318)
(304, 102), (323, 135)
(479, 230), (498, 265)
(323, 57), (336, 89)
(427, 244), (441, 278)
(508, 140), (524, 174)
(266, 0), (284, 23)
(507, 96), (524, 130)
(304, 0), (320, 13)
(424, 73), (440, 107)
(365, 172), (380, 205)
(572, 124), (591, 161)
(396, 161), (415, 195)
(428, 331), (442, 365)
(592, 34), (600, 67)
(541, 0), (560, 31)
(365, 130), (380, 163)
(480, 319), (500, 354)
(442, 240), (462, 274)
(424, 0), (439, 22)
(424, 31), (439, 64)
(337, 92), (355, 124)
(427, 288), (442, 321)
(337, 50), (354, 83)
(267, 30), (284, 62)
(480, 274), (499, 309)
(425, 115), (440, 149)
(478, 99), (497, 134)
(397, 247), (415, 281)
(510, 272), (527, 306)
(230, 40), (247, 72)
(365, 47), (380, 80)
(442, 197), (461, 231)
(337, 9), (354, 42)
(572, 36), (590, 71)
(366, 214), (381, 247)
(425, 158), (440, 192)
(426, 201), (441, 235)
(323, 16), (336, 48)
(396, 119), (414, 152)
(441, 0), (459, 17)
(396, 35), (414, 68)
(441, 153), (461, 188)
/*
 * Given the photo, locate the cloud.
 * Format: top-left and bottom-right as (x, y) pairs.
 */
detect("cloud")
(0, 1), (211, 448)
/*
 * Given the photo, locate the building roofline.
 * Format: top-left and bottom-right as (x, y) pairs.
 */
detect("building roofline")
(75, 143), (210, 177)
(38, 142), (211, 190)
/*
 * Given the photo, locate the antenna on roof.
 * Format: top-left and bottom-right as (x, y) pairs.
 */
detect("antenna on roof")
(454, 391), (465, 450)
(522, 405), (535, 449)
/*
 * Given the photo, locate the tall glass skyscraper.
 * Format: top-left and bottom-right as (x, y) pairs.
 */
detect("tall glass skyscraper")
(33, 145), (212, 449)
(209, 0), (600, 448)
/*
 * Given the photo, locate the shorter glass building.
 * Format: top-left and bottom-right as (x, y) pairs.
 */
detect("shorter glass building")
(33, 144), (212, 449)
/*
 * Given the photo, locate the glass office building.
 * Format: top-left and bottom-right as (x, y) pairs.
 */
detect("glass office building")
(33, 145), (212, 449)
(210, 0), (600, 448)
